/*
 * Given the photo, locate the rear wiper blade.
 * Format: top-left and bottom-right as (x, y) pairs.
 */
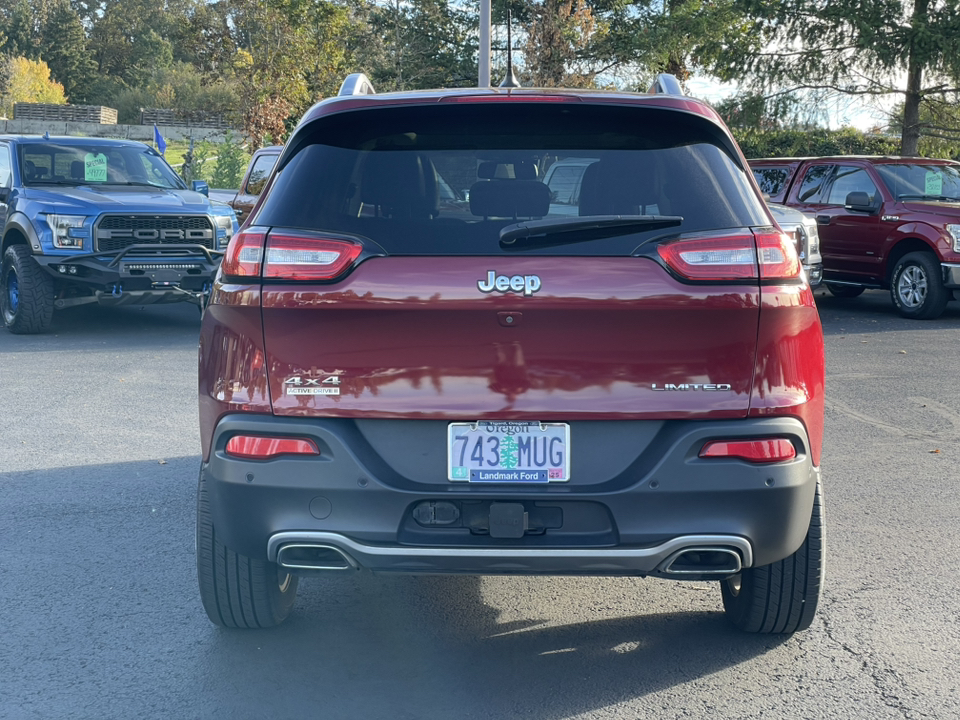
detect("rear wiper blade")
(898, 193), (960, 202)
(499, 215), (683, 250)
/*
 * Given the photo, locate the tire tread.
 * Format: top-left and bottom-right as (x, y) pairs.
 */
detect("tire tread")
(2, 245), (54, 334)
(196, 471), (298, 628)
(722, 478), (824, 634)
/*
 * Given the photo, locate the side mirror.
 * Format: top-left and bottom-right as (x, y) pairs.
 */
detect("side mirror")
(192, 180), (210, 197)
(845, 191), (875, 213)
(0, 187), (9, 203)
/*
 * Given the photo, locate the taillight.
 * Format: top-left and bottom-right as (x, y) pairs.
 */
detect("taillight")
(225, 435), (320, 459)
(755, 230), (801, 279)
(264, 234), (362, 281)
(657, 233), (757, 281)
(657, 229), (801, 282)
(221, 230), (265, 277)
(699, 438), (797, 464)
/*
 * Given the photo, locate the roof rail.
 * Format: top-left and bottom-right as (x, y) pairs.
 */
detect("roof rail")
(648, 74), (684, 96)
(338, 73), (376, 97)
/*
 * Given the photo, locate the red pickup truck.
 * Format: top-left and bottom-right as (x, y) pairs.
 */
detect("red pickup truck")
(749, 156), (960, 319)
(211, 146), (282, 226)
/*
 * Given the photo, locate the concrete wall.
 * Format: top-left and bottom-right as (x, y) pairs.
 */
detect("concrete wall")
(0, 119), (239, 143)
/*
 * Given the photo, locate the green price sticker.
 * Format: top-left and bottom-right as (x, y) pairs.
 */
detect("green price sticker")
(84, 152), (107, 182)
(924, 171), (943, 197)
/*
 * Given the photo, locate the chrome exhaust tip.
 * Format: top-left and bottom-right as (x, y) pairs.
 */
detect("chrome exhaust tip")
(660, 547), (742, 576)
(276, 544), (356, 571)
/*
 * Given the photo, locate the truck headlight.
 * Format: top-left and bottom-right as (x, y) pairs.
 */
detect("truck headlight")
(947, 224), (960, 253)
(45, 215), (88, 249)
(214, 215), (236, 248)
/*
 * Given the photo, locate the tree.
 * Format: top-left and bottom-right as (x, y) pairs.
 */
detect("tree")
(39, 0), (96, 102)
(225, 0), (312, 146)
(1, 0), (43, 59)
(368, 0), (477, 91)
(522, 0), (596, 87)
(583, 0), (753, 89)
(713, 0), (960, 156)
(0, 56), (67, 118)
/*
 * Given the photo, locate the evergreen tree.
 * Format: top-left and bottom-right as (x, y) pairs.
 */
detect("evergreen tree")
(40, 1), (97, 103)
(711, 0), (960, 156)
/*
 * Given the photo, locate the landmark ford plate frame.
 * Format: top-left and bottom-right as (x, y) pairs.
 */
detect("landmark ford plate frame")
(447, 421), (570, 482)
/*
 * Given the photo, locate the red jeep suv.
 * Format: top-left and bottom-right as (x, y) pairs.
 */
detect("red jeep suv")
(197, 74), (825, 633)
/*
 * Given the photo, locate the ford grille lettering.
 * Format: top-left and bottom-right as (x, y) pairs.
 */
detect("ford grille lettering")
(97, 228), (213, 240)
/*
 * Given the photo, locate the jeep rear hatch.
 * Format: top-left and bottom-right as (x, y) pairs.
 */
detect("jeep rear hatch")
(245, 102), (781, 420)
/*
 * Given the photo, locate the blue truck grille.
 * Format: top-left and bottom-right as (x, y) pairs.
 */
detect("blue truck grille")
(95, 215), (215, 253)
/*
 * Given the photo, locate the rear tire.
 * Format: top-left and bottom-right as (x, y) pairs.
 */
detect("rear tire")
(721, 478), (824, 633)
(196, 471), (299, 628)
(1, 244), (55, 334)
(825, 283), (864, 298)
(890, 251), (949, 319)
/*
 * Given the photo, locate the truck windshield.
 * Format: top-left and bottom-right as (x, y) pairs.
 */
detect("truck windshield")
(18, 143), (185, 189)
(875, 163), (960, 202)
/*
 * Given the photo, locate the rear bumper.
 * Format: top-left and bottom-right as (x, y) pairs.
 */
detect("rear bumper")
(203, 414), (819, 575)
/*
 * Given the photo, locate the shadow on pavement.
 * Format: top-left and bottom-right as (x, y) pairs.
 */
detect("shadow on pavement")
(192, 571), (785, 719)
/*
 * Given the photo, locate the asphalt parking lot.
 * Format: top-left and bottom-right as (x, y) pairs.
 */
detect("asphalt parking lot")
(2, 289), (959, 720)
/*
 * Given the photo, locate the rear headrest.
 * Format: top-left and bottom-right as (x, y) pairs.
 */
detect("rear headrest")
(361, 152), (439, 219)
(578, 159), (663, 216)
(70, 160), (84, 180)
(469, 180), (550, 218)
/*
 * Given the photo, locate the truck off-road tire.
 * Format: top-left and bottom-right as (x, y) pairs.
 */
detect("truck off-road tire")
(891, 252), (949, 320)
(1, 245), (55, 334)
(721, 478), (824, 634)
(196, 472), (299, 628)
(825, 283), (864, 298)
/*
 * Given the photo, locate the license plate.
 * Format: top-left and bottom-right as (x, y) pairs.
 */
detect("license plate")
(447, 421), (570, 482)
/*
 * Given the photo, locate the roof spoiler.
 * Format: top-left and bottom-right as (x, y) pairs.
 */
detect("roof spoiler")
(648, 74), (684, 96)
(338, 73), (376, 97)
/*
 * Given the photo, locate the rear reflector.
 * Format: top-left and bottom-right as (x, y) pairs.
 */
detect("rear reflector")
(699, 438), (797, 464)
(264, 234), (362, 280)
(221, 230), (265, 277)
(226, 435), (320, 459)
(657, 233), (757, 281)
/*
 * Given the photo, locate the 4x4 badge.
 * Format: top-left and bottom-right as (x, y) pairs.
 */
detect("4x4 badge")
(478, 271), (541, 296)
(284, 374), (341, 396)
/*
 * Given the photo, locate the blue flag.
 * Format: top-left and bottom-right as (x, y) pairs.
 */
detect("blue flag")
(154, 125), (167, 156)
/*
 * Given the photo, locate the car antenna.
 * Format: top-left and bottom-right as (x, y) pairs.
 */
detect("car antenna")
(43, 131), (50, 140)
(499, 10), (521, 88)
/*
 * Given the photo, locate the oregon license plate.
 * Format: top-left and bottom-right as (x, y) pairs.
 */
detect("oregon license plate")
(447, 421), (570, 482)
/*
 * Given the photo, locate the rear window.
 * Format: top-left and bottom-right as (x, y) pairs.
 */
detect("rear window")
(256, 103), (767, 255)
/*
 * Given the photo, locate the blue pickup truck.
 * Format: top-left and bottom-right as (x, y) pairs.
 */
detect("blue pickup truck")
(0, 135), (238, 333)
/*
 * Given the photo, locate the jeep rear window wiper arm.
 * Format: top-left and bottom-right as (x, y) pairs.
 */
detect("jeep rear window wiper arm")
(499, 215), (683, 250)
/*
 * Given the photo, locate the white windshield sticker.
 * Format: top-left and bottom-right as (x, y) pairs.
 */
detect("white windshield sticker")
(924, 171), (943, 196)
(84, 152), (107, 182)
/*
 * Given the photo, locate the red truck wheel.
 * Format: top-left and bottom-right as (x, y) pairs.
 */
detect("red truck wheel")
(891, 252), (949, 320)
